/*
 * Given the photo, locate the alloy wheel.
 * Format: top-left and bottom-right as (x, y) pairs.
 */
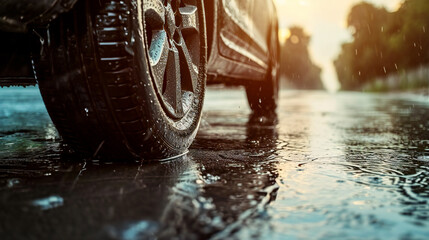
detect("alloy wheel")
(143, 0), (200, 119)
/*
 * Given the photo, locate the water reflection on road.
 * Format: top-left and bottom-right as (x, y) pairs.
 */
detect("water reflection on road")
(0, 87), (428, 239)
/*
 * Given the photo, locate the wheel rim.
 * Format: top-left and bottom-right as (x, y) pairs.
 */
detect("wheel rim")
(143, 0), (200, 119)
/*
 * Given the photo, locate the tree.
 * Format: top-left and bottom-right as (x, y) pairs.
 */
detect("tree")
(280, 26), (323, 90)
(343, 2), (392, 89)
(334, 0), (429, 90)
(334, 43), (356, 90)
(396, 0), (429, 68)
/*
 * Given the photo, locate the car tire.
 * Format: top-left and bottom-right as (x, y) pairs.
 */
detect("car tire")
(245, 22), (279, 115)
(35, 0), (207, 160)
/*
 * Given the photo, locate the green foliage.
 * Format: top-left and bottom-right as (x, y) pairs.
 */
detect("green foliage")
(335, 0), (429, 90)
(280, 26), (323, 90)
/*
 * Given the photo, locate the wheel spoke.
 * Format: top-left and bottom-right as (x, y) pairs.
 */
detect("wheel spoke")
(149, 30), (169, 91)
(176, 33), (198, 93)
(163, 45), (183, 116)
(179, 5), (198, 33)
(143, 0), (165, 29)
(164, 2), (176, 36)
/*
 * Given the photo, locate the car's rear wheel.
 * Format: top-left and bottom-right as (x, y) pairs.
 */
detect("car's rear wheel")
(245, 22), (279, 115)
(35, 0), (207, 160)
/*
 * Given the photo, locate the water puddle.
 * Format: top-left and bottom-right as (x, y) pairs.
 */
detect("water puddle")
(0, 88), (428, 239)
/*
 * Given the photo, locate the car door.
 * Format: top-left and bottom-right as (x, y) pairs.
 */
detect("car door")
(207, 0), (273, 81)
(221, 0), (270, 54)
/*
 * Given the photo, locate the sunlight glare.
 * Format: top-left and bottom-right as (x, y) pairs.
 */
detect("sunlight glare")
(299, 0), (309, 6)
(278, 28), (291, 44)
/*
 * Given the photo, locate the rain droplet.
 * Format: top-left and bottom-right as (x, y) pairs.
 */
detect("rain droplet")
(7, 179), (20, 188)
(32, 196), (64, 210)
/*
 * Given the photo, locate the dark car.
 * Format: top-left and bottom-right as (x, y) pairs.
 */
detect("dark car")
(0, 0), (279, 160)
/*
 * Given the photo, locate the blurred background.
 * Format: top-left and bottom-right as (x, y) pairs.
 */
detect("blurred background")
(275, 0), (429, 93)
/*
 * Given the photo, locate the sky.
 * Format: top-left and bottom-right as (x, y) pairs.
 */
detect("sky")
(275, 0), (402, 92)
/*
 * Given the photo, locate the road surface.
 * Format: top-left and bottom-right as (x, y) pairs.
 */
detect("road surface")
(0, 87), (428, 239)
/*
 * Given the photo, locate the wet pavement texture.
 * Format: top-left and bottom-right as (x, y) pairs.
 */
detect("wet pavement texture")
(0, 86), (429, 239)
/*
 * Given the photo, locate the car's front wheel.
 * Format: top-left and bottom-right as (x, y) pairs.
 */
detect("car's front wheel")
(35, 0), (207, 160)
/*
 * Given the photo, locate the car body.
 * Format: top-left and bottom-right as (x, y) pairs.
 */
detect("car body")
(206, 0), (277, 83)
(0, 0), (277, 86)
(0, 0), (279, 160)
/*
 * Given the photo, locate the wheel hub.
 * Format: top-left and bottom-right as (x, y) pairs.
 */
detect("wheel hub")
(143, 0), (200, 119)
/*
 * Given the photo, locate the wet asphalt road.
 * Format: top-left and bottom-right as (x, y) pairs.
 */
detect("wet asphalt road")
(0, 86), (429, 239)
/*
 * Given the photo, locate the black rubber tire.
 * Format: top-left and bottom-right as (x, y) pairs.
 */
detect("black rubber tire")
(245, 22), (280, 115)
(35, 0), (207, 160)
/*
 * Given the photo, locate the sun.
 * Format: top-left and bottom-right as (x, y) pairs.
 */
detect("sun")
(278, 28), (291, 44)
